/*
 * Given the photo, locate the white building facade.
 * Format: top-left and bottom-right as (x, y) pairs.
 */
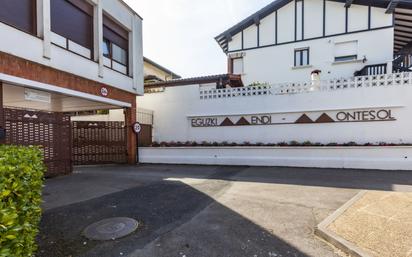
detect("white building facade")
(0, 0), (144, 175)
(215, 0), (409, 86)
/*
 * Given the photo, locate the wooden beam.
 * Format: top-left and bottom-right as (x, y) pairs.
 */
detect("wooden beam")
(345, 0), (354, 8)
(386, 0), (401, 14)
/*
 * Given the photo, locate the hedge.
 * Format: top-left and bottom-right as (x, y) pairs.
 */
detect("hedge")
(0, 145), (45, 257)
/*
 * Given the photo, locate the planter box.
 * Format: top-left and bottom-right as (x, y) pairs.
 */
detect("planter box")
(138, 146), (412, 170)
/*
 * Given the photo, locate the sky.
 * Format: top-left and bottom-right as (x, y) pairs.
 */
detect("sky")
(124, 0), (274, 78)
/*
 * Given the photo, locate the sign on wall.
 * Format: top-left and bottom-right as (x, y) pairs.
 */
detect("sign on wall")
(190, 109), (396, 128)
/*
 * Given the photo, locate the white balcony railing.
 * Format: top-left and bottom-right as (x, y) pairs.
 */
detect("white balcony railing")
(199, 72), (412, 100)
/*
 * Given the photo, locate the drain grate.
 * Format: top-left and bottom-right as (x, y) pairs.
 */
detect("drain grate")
(83, 217), (139, 241)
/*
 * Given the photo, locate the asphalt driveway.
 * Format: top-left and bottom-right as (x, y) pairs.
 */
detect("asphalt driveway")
(38, 165), (412, 257)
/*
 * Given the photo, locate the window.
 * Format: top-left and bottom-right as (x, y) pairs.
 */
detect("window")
(334, 41), (358, 62)
(232, 58), (244, 74)
(51, 0), (93, 58)
(0, 0), (36, 35)
(103, 15), (129, 75)
(294, 48), (309, 67)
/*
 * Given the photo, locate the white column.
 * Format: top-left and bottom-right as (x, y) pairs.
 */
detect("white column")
(41, 0), (51, 59)
(94, 0), (104, 77)
(132, 15), (143, 93)
(387, 60), (393, 74)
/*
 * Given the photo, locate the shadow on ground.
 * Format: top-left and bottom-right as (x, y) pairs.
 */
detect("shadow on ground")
(37, 167), (310, 257)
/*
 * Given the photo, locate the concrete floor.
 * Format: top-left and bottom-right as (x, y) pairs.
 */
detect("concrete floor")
(38, 164), (412, 257)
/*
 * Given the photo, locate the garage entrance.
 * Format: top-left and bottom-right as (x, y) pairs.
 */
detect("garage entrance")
(3, 108), (72, 177)
(72, 121), (127, 165)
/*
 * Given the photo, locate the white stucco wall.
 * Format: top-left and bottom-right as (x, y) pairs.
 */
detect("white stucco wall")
(138, 78), (412, 145)
(139, 146), (412, 171)
(0, 0), (143, 95)
(239, 28), (394, 85)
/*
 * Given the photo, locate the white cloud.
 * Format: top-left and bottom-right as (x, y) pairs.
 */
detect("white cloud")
(124, 0), (274, 78)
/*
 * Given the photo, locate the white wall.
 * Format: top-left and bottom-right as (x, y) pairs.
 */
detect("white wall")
(0, 0), (143, 95)
(225, 1), (394, 86)
(138, 80), (412, 145)
(238, 28), (393, 85)
(139, 146), (412, 171)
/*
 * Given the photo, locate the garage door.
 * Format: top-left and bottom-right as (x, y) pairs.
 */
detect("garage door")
(72, 121), (127, 165)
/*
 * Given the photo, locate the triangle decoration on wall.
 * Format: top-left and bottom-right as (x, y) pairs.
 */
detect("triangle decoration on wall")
(220, 118), (235, 126)
(315, 113), (335, 123)
(295, 114), (314, 124)
(236, 117), (250, 126)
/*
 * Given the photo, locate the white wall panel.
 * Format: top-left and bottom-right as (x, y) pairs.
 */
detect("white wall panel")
(228, 32), (242, 51)
(348, 5), (369, 32)
(243, 25), (258, 49)
(304, 0), (323, 39)
(296, 0), (303, 41)
(325, 1), (346, 35)
(371, 7), (393, 29)
(259, 12), (276, 46)
(277, 1), (295, 43)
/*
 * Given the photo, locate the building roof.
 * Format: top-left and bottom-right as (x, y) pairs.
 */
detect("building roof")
(144, 74), (243, 88)
(215, 0), (412, 53)
(143, 57), (181, 80)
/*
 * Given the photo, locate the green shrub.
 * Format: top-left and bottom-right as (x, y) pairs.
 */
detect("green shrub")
(0, 145), (45, 257)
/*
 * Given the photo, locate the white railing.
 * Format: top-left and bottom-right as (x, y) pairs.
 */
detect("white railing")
(199, 72), (412, 100)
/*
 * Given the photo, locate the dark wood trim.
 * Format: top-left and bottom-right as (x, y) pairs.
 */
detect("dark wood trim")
(345, 6), (349, 33)
(294, 0), (298, 41)
(257, 24), (260, 47)
(368, 5), (371, 29)
(241, 30), (244, 49)
(323, 0), (326, 36)
(302, 0), (305, 40)
(345, 0), (354, 8)
(275, 11), (278, 44)
(145, 74), (244, 88)
(227, 25), (394, 53)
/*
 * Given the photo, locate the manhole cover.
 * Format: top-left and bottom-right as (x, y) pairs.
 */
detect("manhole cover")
(83, 217), (139, 241)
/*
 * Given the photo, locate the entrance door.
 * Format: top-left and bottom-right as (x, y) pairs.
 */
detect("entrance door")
(72, 121), (127, 165)
(3, 108), (72, 177)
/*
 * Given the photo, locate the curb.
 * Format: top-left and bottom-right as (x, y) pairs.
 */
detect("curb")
(315, 190), (373, 257)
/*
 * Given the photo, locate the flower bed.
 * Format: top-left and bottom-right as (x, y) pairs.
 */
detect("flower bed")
(150, 140), (411, 147)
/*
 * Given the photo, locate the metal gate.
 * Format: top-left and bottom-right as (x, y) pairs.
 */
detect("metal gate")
(3, 108), (72, 177)
(72, 121), (127, 165)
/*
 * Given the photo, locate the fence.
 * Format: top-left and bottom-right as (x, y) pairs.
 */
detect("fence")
(199, 72), (412, 99)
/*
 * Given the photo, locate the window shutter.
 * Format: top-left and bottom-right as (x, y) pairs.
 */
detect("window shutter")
(103, 16), (129, 50)
(0, 0), (36, 34)
(232, 58), (244, 75)
(335, 41), (358, 57)
(51, 0), (93, 49)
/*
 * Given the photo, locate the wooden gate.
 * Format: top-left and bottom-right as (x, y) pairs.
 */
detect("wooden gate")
(3, 108), (72, 177)
(72, 121), (127, 165)
(137, 108), (153, 147)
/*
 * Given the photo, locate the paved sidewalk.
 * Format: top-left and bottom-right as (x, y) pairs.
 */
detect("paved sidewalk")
(329, 191), (412, 257)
